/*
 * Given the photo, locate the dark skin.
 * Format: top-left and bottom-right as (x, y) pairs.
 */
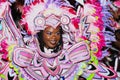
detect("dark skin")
(37, 25), (63, 53)
(43, 25), (61, 49)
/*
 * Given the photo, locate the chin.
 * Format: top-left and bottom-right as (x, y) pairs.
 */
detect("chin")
(48, 45), (57, 49)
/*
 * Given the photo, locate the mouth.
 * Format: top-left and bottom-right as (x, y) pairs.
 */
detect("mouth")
(48, 40), (58, 48)
(50, 40), (56, 44)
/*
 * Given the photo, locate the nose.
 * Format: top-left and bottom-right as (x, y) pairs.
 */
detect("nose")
(51, 34), (56, 39)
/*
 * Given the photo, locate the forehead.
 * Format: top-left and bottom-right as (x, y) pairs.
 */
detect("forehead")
(44, 25), (61, 31)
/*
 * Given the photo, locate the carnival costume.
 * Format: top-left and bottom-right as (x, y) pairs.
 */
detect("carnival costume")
(0, 0), (119, 80)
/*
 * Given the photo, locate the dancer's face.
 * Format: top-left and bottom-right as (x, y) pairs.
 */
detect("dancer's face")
(43, 25), (61, 49)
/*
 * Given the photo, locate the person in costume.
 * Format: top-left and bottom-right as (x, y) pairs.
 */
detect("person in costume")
(9, 1), (92, 80)
(0, 0), (118, 80)
(10, 0), (117, 80)
(37, 23), (63, 53)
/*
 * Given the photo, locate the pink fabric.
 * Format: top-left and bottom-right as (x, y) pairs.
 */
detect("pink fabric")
(114, 0), (120, 8)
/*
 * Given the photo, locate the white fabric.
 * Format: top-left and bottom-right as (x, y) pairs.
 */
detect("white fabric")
(44, 47), (53, 53)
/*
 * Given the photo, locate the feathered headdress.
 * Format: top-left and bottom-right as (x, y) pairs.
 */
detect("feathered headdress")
(21, 1), (77, 35)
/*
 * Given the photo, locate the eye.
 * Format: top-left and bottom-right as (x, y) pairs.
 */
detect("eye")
(56, 32), (60, 35)
(46, 32), (52, 35)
